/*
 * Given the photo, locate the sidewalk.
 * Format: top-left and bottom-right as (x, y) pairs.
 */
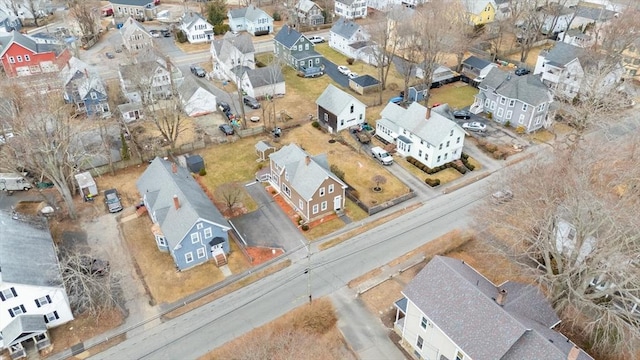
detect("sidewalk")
(331, 287), (406, 360)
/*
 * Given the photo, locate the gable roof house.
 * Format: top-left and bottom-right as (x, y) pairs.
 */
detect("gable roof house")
(227, 5), (274, 36)
(119, 56), (184, 102)
(0, 212), (74, 356)
(295, 0), (325, 26)
(394, 256), (593, 360)
(137, 157), (232, 271)
(179, 76), (217, 117)
(273, 25), (324, 71)
(268, 143), (348, 222)
(461, 55), (498, 83)
(376, 102), (466, 169)
(120, 17), (154, 54)
(110, 0), (157, 26)
(334, 0), (368, 19)
(59, 57), (110, 117)
(0, 8), (21, 33)
(179, 11), (213, 44)
(316, 84), (366, 133)
(472, 67), (554, 133)
(533, 41), (623, 100)
(349, 74), (381, 95)
(240, 65), (285, 99)
(464, 0), (497, 26)
(329, 18), (371, 61)
(0, 30), (71, 77)
(211, 32), (256, 82)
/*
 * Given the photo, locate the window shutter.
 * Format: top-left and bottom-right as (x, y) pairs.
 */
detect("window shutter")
(36, 299), (41, 308)
(21, 304), (26, 313)
(9, 309), (14, 317)
(44, 315), (49, 323)
(11, 288), (17, 297)
(46, 295), (51, 303)
(0, 292), (5, 301)
(54, 311), (59, 320)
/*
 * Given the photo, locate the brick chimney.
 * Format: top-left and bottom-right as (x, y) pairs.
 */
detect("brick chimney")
(305, 155), (310, 166)
(496, 289), (507, 306)
(426, 106), (431, 120)
(172, 162), (177, 173)
(173, 195), (180, 209)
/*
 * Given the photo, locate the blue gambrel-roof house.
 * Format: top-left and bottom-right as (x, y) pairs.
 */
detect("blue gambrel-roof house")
(137, 157), (231, 270)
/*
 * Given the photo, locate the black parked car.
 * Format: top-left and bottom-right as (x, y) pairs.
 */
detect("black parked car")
(243, 96), (261, 109)
(190, 65), (206, 77)
(219, 123), (234, 135)
(453, 110), (472, 119)
(515, 68), (530, 76)
(104, 188), (123, 213)
(218, 101), (231, 113)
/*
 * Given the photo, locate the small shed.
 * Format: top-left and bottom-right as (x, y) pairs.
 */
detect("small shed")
(186, 154), (205, 173)
(255, 140), (276, 162)
(349, 75), (381, 95)
(75, 172), (98, 198)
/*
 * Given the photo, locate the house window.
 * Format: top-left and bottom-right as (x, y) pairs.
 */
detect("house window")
(437, 155), (441, 162)
(456, 351), (464, 360)
(535, 116), (542, 125)
(285, 171), (289, 181)
(490, 101), (496, 110)
(299, 199), (304, 210)
(197, 223), (204, 230)
(9, 305), (26, 317)
(185, 252), (194, 263)
(305, 43), (309, 50)
(506, 110), (512, 120)
(444, 153), (448, 160)
(450, 129), (453, 136)
(282, 183), (291, 197)
(519, 114), (525, 124)
(456, 136), (460, 144)
(416, 335), (424, 349)
(312, 204), (319, 214)
(158, 237), (166, 247)
(499, 97), (506, 105)
(1, 287), (17, 301)
(24, 55), (30, 61)
(35, 295), (52, 307)
(484, 98), (490, 107)
(424, 153), (428, 160)
(497, 108), (504, 117)
(328, 184), (334, 193)
(438, 143), (442, 150)
(418, 149), (422, 157)
(446, 141), (450, 147)
(16, 55), (22, 62)
(509, 99), (515, 107)
(204, 228), (212, 239)
(321, 201), (327, 211)
(319, 187), (325, 196)
(537, 103), (545, 111)
(91, 92), (98, 100)
(44, 311), (59, 323)
(8, 56), (15, 63)
(350, 104), (354, 113)
(522, 104), (528, 111)
(191, 233), (200, 244)
(421, 316), (428, 329)
(197, 247), (206, 259)
(324, 113), (328, 121)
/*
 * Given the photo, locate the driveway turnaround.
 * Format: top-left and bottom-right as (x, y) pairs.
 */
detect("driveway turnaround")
(230, 182), (306, 251)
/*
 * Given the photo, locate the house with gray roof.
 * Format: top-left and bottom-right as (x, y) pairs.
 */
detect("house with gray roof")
(179, 76), (217, 117)
(273, 25), (324, 71)
(472, 67), (553, 133)
(394, 256), (593, 360)
(110, 0), (157, 26)
(211, 32), (256, 82)
(60, 57), (110, 117)
(179, 11), (213, 44)
(335, 0), (367, 19)
(137, 157), (231, 270)
(0, 8), (21, 33)
(349, 74), (381, 94)
(329, 18), (371, 61)
(461, 55), (497, 83)
(295, 0), (324, 26)
(0, 30), (71, 77)
(376, 102), (465, 169)
(119, 17), (154, 54)
(268, 144), (347, 222)
(316, 84), (366, 133)
(227, 5), (273, 36)
(0, 211), (74, 355)
(240, 65), (285, 99)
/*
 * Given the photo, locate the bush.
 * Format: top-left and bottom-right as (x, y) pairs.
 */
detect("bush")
(213, 23), (230, 35)
(311, 121), (320, 129)
(330, 164), (345, 181)
(387, 83), (398, 91)
(199, 167), (207, 176)
(487, 112), (493, 119)
(272, 11), (281, 21)
(461, 152), (469, 160)
(467, 163), (475, 171)
(175, 30), (187, 43)
(492, 150), (506, 160)
(301, 224), (309, 231)
(292, 299), (337, 334)
(516, 125), (526, 134)
(425, 178), (441, 187)
(486, 144), (498, 152)
(406, 156), (415, 163)
(346, 58), (355, 65)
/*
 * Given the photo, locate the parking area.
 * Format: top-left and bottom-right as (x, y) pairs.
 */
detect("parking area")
(230, 182), (306, 252)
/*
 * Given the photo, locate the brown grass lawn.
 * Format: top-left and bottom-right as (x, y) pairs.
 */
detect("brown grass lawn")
(202, 298), (355, 360)
(428, 83), (479, 109)
(284, 124), (411, 206)
(345, 198), (368, 221)
(305, 217), (346, 241)
(121, 216), (251, 305)
(174, 41), (211, 54)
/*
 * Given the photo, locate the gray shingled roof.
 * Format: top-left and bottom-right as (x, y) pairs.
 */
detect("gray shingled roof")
(0, 30), (65, 58)
(255, 140), (274, 152)
(228, 7), (247, 18)
(480, 67), (551, 106)
(59, 56), (91, 87)
(351, 74), (379, 87)
(181, 11), (209, 30)
(178, 75), (203, 100)
(463, 55), (492, 70)
(315, 84), (364, 115)
(136, 158), (230, 249)
(244, 5), (271, 22)
(78, 75), (107, 100)
(269, 144), (346, 200)
(245, 66), (284, 88)
(336, 0), (356, 5)
(330, 17), (361, 39)
(291, 49), (321, 61)
(575, 5), (617, 21)
(109, 0), (154, 6)
(296, 0), (321, 13)
(403, 256), (593, 360)
(544, 42), (582, 67)
(0, 211), (63, 287)
(3, 315), (47, 347)
(274, 25), (304, 48)
(119, 17), (151, 40)
(380, 102), (461, 147)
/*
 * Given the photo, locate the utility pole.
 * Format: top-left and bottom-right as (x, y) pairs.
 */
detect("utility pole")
(306, 240), (312, 304)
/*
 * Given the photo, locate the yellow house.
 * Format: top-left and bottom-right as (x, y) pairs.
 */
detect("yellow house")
(465, 0), (497, 26)
(621, 39), (640, 81)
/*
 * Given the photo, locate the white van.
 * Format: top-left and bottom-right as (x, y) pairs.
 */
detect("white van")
(0, 173), (32, 191)
(371, 146), (394, 165)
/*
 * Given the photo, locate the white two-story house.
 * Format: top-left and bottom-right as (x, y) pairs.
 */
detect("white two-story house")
(296, 0), (325, 26)
(0, 212), (74, 357)
(227, 5), (274, 36)
(179, 12), (214, 44)
(120, 17), (154, 54)
(394, 256), (593, 360)
(335, 0), (368, 19)
(316, 84), (366, 133)
(119, 56), (184, 101)
(329, 18), (370, 59)
(210, 32), (256, 83)
(472, 67), (554, 133)
(376, 102), (465, 169)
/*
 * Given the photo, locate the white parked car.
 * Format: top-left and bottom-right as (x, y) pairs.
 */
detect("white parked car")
(462, 121), (487, 132)
(348, 72), (359, 79)
(308, 35), (325, 44)
(337, 66), (350, 75)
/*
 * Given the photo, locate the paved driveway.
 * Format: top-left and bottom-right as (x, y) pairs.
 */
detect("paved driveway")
(230, 182), (306, 252)
(323, 58), (349, 88)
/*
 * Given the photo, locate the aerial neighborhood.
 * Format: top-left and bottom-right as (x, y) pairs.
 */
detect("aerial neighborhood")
(1, 0), (639, 359)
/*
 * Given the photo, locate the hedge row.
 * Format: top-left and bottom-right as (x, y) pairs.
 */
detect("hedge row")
(425, 178), (440, 187)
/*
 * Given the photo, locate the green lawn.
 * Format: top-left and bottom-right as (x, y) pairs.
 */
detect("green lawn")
(428, 83), (478, 110)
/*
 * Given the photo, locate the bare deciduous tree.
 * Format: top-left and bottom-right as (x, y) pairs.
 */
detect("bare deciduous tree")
(217, 182), (243, 212)
(372, 174), (386, 191)
(67, 0), (101, 42)
(477, 139), (640, 358)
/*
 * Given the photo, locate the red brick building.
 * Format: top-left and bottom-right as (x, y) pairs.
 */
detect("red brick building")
(0, 31), (71, 77)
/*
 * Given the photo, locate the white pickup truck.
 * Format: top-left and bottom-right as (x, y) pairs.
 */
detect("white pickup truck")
(371, 146), (394, 165)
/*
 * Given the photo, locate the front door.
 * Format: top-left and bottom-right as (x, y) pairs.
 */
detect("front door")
(308, 59), (313, 67)
(333, 195), (342, 211)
